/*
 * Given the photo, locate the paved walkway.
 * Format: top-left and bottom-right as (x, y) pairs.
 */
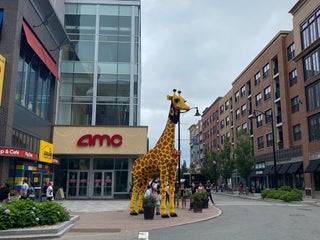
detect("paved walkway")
(1, 192), (319, 240)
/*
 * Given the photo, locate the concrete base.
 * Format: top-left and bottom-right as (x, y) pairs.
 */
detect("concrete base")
(0, 216), (79, 239)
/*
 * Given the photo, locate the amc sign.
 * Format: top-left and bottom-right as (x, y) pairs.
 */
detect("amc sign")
(77, 134), (122, 147)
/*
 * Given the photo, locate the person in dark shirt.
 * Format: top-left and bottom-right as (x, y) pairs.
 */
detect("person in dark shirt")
(0, 182), (10, 203)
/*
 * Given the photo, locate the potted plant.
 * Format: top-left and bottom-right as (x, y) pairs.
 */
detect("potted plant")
(190, 192), (207, 213)
(142, 195), (156, 220)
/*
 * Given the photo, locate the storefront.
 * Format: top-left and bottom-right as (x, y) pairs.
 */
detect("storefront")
(53, 126), (147, 199)
(0, 140), (57, 201)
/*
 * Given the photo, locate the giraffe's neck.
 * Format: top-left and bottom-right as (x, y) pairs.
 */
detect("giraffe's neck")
(154, 106), (179, 149)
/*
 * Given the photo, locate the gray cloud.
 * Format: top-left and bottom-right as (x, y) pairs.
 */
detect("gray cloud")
(140, 0), (295, 165)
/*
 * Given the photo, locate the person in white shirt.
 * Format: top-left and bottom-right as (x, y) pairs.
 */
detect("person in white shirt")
(21, 179), (29, 199)
(46, 181), (54, 201)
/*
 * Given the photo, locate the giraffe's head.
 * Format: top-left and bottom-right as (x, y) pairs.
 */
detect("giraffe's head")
(166, 89), (190, 124)
(167, 89), (190, 112)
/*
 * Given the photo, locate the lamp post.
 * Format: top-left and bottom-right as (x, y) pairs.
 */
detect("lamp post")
(178, 107), (201, 186)
(253, 109), (278, 189)
(213, 160), (218, 192)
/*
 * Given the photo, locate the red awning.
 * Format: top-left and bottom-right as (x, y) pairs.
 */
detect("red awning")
(22, 21), (59, 80)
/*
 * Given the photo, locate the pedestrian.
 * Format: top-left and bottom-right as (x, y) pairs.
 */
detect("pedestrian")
(180, 182), (187, 209)
(41, 181), (48, 202)
(27, 182), (36, 201)
(174, 181), (180, 207)
(152, 188), (161, 215)
(0, 182), (10, 203)
(20, 179), (29, 200)
(144, 183), (152, 197)
(206, 180), (216, 206)
(46, 181), (54, 201)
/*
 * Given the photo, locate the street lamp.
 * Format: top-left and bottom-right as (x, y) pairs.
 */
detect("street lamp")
(213, 160), (218, 192)
(178, 107), (201, 185)
(252, 109), (278, 189)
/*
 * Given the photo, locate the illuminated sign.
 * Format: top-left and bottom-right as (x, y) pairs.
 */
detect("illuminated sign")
(77, 134), (123, 147)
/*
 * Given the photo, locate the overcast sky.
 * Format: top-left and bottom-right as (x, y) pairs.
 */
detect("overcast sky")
(139, 0), (296, 166)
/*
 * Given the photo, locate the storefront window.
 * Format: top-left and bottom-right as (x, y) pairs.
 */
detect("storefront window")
(115, 158), (128, 169)
(69, 158), (90, 170)
(115, 171), (128, 192)
(94, 158), (114, 169)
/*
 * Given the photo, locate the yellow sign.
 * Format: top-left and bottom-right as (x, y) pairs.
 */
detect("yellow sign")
(0, 54), (6, 106)
(39, 140), (53, 163)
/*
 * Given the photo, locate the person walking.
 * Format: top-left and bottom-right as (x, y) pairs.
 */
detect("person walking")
(206, 180), (216, 206)
(46, 181), (54, 201)
(20, 179), (29, 200)
(41, 181), (48, 202)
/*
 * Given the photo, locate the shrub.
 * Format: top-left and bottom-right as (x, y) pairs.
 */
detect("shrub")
(0, 199), (70, 230)
(261, 186), (302, 202)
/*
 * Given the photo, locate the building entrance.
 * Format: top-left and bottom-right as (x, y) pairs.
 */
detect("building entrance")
(68, 171), (88, 197)
(93, 171), (113, 197)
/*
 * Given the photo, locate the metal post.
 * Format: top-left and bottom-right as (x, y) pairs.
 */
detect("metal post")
(213, 160), (218, 192)
(270, 111), (278, 190)
(178, 112), (181, 186)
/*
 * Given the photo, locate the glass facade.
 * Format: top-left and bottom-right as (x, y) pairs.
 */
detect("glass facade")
(58, 3), (140, 126)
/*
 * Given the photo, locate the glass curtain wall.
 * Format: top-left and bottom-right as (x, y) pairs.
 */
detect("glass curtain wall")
(58, 3), (140, 126)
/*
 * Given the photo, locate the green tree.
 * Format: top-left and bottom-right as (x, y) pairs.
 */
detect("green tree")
(181, 160), (188, 176)
(200, 149), (218, 181)
(189, 162), (196, 173)
(218, 139), (236, 188)
(234, 130), (255, 188)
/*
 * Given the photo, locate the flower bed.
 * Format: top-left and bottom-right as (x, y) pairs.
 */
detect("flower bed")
(0, 199), (70, 230)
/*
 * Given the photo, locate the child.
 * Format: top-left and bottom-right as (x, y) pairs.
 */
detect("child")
(152, 188), (161, 215)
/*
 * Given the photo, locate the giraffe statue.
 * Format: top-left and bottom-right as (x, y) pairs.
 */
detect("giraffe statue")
(129, 89), (190, 218)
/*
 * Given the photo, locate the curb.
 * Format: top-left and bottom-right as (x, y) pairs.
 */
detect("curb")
(0, 215), (79, 239)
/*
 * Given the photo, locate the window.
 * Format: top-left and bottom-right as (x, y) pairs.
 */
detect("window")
(220, 119), (224, 129)
(301, 8), (320, 49)
(242, 122), (247, 132)
(287, 43), (295, 61)
(226, 116), (230, 126)
(225, 100), (229, 110)
(220, 105), (224, 114)
(266, 133), (273, 147)
(254, 72), (261, 85)
(308, 113), (320, 142)
(265, 109), (272, 124)
(257, 114), (263, 128)
(291, 96), (300, 113)
(241, 104), (246, 116)
(303, 47), (320, 81)
(263, 63), (270, 78)
(236, 108), (240, 119)
(235, 91), (240, 102)
(16, 46), (54, 121)
(306, 80), (320, 112)
(293, 124), (301, 141)
(264, 86), (271, 100)
(289, 69), (297, 86)
(257, 136), (264, 149)
(255, 93), (262, 106)
(240, 85), (246, 97)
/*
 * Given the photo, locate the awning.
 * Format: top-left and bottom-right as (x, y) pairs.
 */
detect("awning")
(277, 163), (291, 174)
(305, 160), (320, 173)
(22, 21), (59, 79)
(287, 162), (302, 174)
(264, 165), (274, 174)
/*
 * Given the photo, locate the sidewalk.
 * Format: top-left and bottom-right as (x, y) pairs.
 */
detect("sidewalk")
(0, 199), (221, 240)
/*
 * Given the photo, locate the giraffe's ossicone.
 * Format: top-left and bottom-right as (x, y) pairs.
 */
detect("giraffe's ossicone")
(130, 89), (190, 218)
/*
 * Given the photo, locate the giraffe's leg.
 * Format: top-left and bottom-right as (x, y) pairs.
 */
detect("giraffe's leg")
(137, 178), (149, 214)
(159, 173), (169, 218)
(169, 181), (177, 217)
(130, 179), (139, 215)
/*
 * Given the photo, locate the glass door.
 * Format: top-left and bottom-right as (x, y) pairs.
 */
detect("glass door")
(68, 171), (88, 197)
(93, 171), (113, 197)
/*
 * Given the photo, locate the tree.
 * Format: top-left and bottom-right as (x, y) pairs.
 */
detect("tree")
(234, 130), (255, 188)
(181, 160), (188, 176)
(200, 150), (215, 181)
(218, 139), (236, 188)
(189, 161), (196, 173)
